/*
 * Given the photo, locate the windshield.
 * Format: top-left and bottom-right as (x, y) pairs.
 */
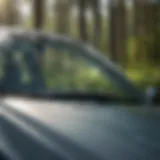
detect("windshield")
(0, 31), (144, 101)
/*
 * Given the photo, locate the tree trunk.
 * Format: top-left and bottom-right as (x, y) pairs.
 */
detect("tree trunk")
(133, 0), (160, 64)
(108, 0), (117, 62)
(116, 0), (127, 65)
(144, 1), (160, 63)
(133, 0), (146, 36)
(77, 0), (88, 41)
(55, 0), (71, 34)
(91, 0), (101, 47)
(33, 0), (44, 29)
(0, 0), (19, 25)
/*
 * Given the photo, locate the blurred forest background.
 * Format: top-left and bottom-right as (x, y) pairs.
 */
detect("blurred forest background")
(0, 0), (160, 90)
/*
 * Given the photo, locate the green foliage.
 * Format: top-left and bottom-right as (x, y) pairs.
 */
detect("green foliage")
(127, 27), (160, 65)
(126, 66), (160, 90)
(127, 28), (160, 89)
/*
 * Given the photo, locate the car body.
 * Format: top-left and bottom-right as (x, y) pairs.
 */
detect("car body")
(0, 27), (160, 160)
